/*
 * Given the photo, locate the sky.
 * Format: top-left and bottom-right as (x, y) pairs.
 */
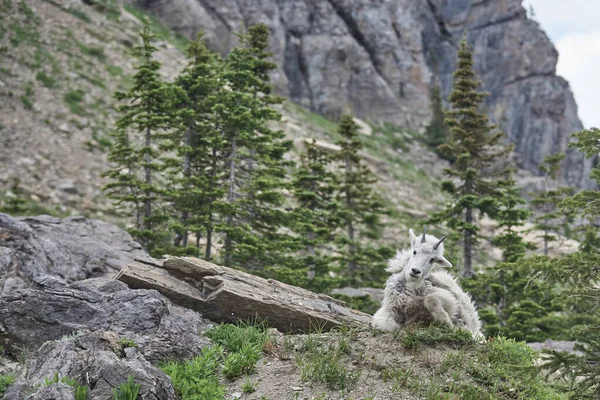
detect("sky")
(523, 0), (600, 129)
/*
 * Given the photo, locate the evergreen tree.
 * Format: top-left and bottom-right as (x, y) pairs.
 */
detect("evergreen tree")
(161, 32), (223, 254)
(103, 27), (169, 252)
(213, 24), (290, 270)
(334, 114), (388, 286)
(0, 179), (28, 215)
(429, 37), (513, 277)
(492, 178), (533, 262)
(281, 139), (342, 291)
(539, 127), (600, 398)
(424, 86), (450, 157)
(528, 153), (574, 255)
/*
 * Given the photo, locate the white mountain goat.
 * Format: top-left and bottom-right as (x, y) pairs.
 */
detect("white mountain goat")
(372, 228), (482, 338)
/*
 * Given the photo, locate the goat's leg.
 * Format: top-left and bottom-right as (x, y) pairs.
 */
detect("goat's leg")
(424, 294), (453, 325)
(372, 305), (400, 332)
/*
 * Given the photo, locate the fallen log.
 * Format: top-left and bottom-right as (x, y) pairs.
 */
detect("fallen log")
(115, 256), (372, 333)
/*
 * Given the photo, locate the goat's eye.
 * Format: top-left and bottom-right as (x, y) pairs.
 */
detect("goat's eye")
(430, 258), (435, 263)
(413, 250), (417, 255)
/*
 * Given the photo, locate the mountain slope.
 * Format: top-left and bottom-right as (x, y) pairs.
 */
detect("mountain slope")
(120, 0), (593, 189)
(0, 0), (445, 238)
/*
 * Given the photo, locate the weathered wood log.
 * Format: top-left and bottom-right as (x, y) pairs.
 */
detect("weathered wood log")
(115, 256), (372, 333)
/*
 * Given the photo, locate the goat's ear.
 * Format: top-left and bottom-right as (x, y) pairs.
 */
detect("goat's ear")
(437, 256), (452, 268)
(409, 229), (417, 247)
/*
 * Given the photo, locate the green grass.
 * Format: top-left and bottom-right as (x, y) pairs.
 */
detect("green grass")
(160, 345), (226, 399)
(161, 322), (271, 398)
(44, 372), (89, 400)
(0, 190), (70, 218)
(241, 376), (256, 393)
(64, 89), (86, 115)
(382, 366), (420, 393)
(123, 5), (189, 53)
(67, 8), (91, 23)
(106, 64), (123, 76)
(205, 321), (270, 354)
(78, 72), (105, 88)
(36, 71), (58, 88)
(0, 374), (15, 397)
(78, 42), (105, 61)
(111, 376), (140, 400)
(396, 323), (474, 350)
(20, 81), (34, 110)
(117, 338), (138, 352)
(428, 336), (567, 400)
(205, 321), (270, 379)
(283, 101), (339, 139)
(294, 332), (360, 390)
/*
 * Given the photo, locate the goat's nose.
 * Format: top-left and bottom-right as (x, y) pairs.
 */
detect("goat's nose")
(411, 268), (421, 275)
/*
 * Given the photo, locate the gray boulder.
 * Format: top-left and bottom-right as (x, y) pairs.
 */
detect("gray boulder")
(29, 383), (75, 400)
(0, 275), (209, 362)
(5, 331), (177, 400)
(0, 213), (147, 295)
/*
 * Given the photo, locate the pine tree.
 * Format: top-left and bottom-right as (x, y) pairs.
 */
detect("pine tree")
(492, 178), (533, 263)
(528, 153), (574, 255)
(161, 32), (223, 255)
(429, 37), (513, 277)
(0, 179), (28, 215)
(527, 128), (600, 398)
(282, 139), (342, 291)
(424, 86), (450, 157)
(103, 26), (169, 253)
(213, 24), (290, 270)
(334, 114), (388, 286)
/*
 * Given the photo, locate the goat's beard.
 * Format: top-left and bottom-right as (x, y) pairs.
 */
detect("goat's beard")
(405, 272), (427, 290)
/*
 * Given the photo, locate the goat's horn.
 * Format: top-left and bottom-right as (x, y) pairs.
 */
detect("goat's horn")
(433, 234), (449, 250)
(421, 226), (427, 243)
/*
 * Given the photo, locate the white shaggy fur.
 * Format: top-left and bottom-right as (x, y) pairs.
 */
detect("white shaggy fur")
(372, 229), (482, 338)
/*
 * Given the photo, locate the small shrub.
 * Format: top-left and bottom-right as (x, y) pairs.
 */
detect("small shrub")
(205, 321), (270, 353)
(0, 374), (15, 396)
(20, 81), (34, 110)
(58, 330), (86, 342)
(78, 42), (105, 61)
(382, 367), (419, 392)
(117, 338), (138, 349)
(43, 372), (89, 399)
(106, 64), (123, 76)
(67, 8), (91, 23)
(398, 323), (473, 350)
(64, 89), (86, 115)
(74, 385), (89, 400)
(241, 376), (256, 393)
(112, 375), (140, 400)
(160, 345), (225, 399)
(36, 71), (57, 88)
(295, 334), (360, 390)
(222, 342), (262, 379)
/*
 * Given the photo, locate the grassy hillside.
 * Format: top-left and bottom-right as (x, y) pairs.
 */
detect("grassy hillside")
(164, 322), (566, 400)
(0, 0), (448, 244)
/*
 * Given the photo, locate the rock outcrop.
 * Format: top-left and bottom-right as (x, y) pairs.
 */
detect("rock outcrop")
(116, 256), (373, 333)
(28, 383), (75, 400)
(0, 213), (147, 295)
(0, 275), (209, 362)
(118, 0), (592, 188)
(6, 331), (177, 400)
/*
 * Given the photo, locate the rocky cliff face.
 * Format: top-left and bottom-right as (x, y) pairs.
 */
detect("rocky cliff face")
(121, 0), (593, 188)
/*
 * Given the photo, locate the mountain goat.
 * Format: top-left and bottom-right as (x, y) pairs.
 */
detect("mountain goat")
(372, 228), (482, 338)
